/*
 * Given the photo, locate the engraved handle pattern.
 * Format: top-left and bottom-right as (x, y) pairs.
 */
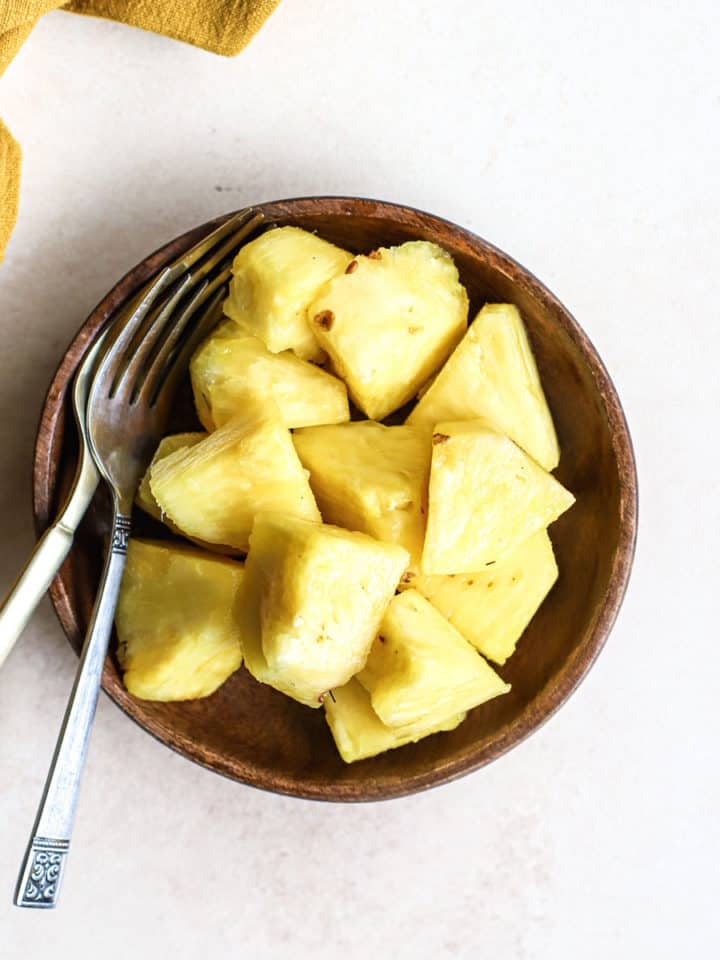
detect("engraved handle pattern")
(14, 513), (131, 910)
(111, 516), (131, 554)
(16, 839), (69, 908)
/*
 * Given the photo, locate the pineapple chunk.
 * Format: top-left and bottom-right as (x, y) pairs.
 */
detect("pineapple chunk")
(238, 512), (409, 708)
(408, 303), (560, 470)
(307, 241), (468, 420)
(223, 226), (352, 361)
(115, 539), (244, 701)
(149, 397), (320, 552)
(136, 433), (205, 522)
(190, 323), (349, 431)
(293, 421), (430, 567)
(136, 433), (243, 555)
(423, 421), (574, 573)
(401, 530), (558, 664)
(358, 590), (509, 728)
(324, 679), (465, 764)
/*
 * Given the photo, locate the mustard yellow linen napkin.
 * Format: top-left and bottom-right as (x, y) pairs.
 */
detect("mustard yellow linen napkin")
(0, 0), (280, 263)
(0, 119), (21, 258)
(1, 3), (64, 75)
(67, 1), (279, 56)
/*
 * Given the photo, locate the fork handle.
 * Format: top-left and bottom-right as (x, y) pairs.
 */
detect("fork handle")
(14, 513), (131, 909)
(0, 523), (77, 671)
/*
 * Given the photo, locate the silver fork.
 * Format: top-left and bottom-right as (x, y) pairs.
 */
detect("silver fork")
(14, 208), (264, 909)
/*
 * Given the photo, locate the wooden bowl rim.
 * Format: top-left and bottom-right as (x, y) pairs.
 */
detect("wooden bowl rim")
(32, 196), (638, 801)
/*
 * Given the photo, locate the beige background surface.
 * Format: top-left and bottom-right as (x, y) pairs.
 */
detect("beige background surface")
(0, 1), (717, 956)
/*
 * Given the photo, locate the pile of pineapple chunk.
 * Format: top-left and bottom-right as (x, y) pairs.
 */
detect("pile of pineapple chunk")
(114, 225), (575, 763)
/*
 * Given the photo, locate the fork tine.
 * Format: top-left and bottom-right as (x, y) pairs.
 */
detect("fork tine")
(90, 209), (263, 400)
(173, 209), (262, 275)
(112, 272), (197, 398)
(106, 213), (263, 400)
(139, 272), (228, 407)
(92, 265), (179, 383)
(148, 288), (227, 407)
(183, 211), (263, 288)
(135, 264), (233, 403)
(134, 210), (259, 313)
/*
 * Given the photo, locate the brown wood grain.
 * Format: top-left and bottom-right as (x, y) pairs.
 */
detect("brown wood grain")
(32, 197), (638, 802)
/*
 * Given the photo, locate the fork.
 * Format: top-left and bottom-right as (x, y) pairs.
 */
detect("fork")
(14, 208), (264, 909)
(0, 211), (262, 673)
(0, 332), (105, 671)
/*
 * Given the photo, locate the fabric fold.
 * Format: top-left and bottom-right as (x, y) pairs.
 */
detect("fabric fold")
(0, 119), (21, 263)
(66, 1), (280, 57)
(0, 0), (280, 264)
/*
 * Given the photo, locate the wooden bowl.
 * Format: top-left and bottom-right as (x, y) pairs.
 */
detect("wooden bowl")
(33, 197), (637, 801)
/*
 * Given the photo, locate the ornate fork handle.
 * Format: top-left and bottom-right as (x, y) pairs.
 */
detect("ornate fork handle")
(14, 512), (131, 909)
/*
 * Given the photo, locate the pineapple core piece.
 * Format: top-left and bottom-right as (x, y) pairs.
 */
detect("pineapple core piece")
(324, 678), (466, 764)
(190, 323), (349, 431)
(293, 420), (430, 567)
(238, 512), (409, 708)
(423, 421), (574, 573)
(115, 539), (244, 701)
(401, 530), (558, 665)
(223, 226), (353, 361)
(136, 432), (205, 522)
(307, 241), (468, 420)
(408, 303), (560, 471)
(149, 397), (320, 553)
(358, 590), (509, 729)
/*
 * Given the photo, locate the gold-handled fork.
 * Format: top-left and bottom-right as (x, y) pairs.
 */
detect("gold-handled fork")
(14, 208), (264, 909)
(0, 332), (106, 670)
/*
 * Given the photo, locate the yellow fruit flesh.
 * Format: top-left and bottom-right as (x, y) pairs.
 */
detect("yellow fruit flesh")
(238, 512), (409, 708)
(401, 530), (558, 664)
(149, 397), (320, 552)
(293, 421), (430, 567)
(223, 226), (353, 361)
(308, 241), (468, 420)
(324, 678), (465, 764)
(136, 433), (205, 522)
(115, 539), (244, 701)
(408, 303), (560, 471)
(422, 421), (574, 573)
(358, 589), (509, 728)
(190, 324), (349, 431)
